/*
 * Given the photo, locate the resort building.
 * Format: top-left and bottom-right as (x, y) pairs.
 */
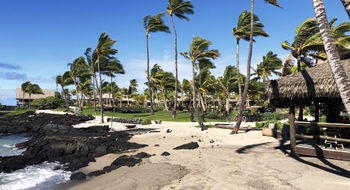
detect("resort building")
(16, 88), (55, 107)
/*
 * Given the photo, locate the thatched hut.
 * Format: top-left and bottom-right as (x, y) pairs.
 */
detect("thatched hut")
(265, 59), (350, 122)
(265, 59), (350, 159)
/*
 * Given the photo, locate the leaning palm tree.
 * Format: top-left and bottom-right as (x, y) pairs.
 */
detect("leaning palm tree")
(234, 0), (281, 132)
(181, 37), (220, 131)
(93, 32), (118, 123)
(217, 66), (240, 113)
(166, 0), (194, 119)
(232, 10), (268, 102)
(340, 0), (350, 18)
(84, 48), (99, 113)
(21, 81), (31, 107)
(27, 83), (44, 108)
(144, 13), (170, 115)
(313, 0), (350, 118)
(153, 70), (175, 110)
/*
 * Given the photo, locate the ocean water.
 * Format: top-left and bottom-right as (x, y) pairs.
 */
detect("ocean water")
(0, 134), (71, 190)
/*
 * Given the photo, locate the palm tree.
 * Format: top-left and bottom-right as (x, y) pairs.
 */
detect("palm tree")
(126, 79), (137, 106)
(153, 70), (176, 111)
(144, 13), (170, 115)
(93, 32), (118, 123)
(26, 82), (44, 108)
(21, 81), (31, 107)
(217, 66), (240, 113)
(340, 0), (350, 18)
(102, 57), (124, 109)
(84, 48), (99, 113)
(232, 10), (268, 102)
(254, 51), (282, 82)
(181, 37), (220, 130)
(67, 57), (89, 111)
(313, 0), (350, 118)
(166, 0), (194, 119)
(234, 0), (281, 132)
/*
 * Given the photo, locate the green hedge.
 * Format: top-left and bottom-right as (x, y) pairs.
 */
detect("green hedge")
(141, 119), (152, 125)
(31, 96), (66, 109)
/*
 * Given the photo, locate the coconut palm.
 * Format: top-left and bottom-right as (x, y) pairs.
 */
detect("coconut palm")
(102, 57), (124, 109)
(126, 79), (137, 106)
(340, 0), (350, 18)
(66, 57), (89, 111)
(181, 37), (220, 130)
(21, 81), (31, 107)
(232, 10), (268, 102)
(26, 82), (44, 108)
(166, 0), (194, 119)
(313, 0), (350, 118)
(84, 48), (99, 113)
(217, 66), (240, 113)
(152, 70), (175, 110)
(234, 0), (281, 132)
(254, 51), (282, 82)
(144, 13), (170, 115)
(93, 32), (118, 123)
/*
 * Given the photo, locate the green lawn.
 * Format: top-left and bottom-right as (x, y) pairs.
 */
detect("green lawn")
(53, 107), (223, 122)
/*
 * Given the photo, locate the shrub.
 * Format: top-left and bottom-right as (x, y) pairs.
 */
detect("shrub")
(141, 119), (152, 125)
(261, 112), (283, 121)
(0, 103), (5, 110)
(6, 108), (35, 116)
(31, 96), (66, 109)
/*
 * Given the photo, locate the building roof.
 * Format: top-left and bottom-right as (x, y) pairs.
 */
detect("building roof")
(265, 59), (350, 107)
(16, 88), (55, 100)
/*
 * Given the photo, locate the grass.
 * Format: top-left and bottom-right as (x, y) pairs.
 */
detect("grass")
(194, 124), (217, 128)
(52, 107), (224, 122)
(6, 108), (35, 116)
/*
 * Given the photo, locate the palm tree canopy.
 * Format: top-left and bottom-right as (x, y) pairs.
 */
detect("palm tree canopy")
(255, 51), (283, 82)
(27, 83), (44, 95)
(166, 0), (194, 21)
(94, 32), (118, 60)
(264, 0), (282, 8)
(232, 10), (269, 41)
(21, 81), (31, 93)
(101, 57), (125, 77)
(144, 13), (170, 35)
(182, 37), (220, 65)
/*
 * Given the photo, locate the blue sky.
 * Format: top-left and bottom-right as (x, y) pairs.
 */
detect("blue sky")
(0, 0), (348, 105)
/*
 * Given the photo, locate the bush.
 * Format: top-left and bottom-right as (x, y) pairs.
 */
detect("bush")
(6, 108), (35, 116)
(261, 112), (283, 121)
(141, 119), (152, 125)
(31, 96), (66, 109)
(0, 103), (5, 111)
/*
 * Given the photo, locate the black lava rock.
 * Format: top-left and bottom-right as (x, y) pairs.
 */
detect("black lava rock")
(161, 151), (171, 156)
(70, 172), (86, 180)
(173, 142), (199, 150)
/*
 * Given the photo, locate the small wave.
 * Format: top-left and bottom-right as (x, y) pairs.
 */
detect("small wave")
(0, 162), (71, 190)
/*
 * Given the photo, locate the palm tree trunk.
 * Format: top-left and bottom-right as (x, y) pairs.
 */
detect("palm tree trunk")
(236, 38), (242, 105)
(92, 75), (97, 113)
(146, 35), (154, 115)
(170, 15), (178, 119)
(296, 55), (304, 121)
(110, 75), (115, 110)
(162, 90), (168, 111)
(199, 92), (206, 111)
(192, 61), (205, 130)
(340, 0), (350, 18)
(234, 0), (254, 132)
(313, 0), (350, 118)
(22, 92), (25, 107)
(97, 56), (104, 123)
(226, 94), (230, 113)
(73, 80), (80, 109)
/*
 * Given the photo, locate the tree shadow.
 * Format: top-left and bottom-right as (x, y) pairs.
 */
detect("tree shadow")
(276, 138), (350, 178)
(236, 142), (271, 154)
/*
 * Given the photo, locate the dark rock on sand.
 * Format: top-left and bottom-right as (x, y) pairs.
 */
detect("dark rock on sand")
(0, 113), (150, 173)
(166, 129), (172, 133)
(173, 142), (199, 150)
(70, 172), (86, 180)
(161, 151), (171, 156)
(154, 144), (160, 147)
(88, 170), (106, 177)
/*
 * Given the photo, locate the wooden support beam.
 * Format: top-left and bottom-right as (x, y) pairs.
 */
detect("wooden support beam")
(289, 101), (296, 154)
(296, 144), (350, 161)
(296, 134), (350, 143)
(295, 121), (350, 129)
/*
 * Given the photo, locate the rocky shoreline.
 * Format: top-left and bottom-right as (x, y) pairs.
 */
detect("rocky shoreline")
(0, 113), (152, 174)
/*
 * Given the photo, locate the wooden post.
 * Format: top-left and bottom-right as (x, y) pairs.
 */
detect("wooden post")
(314, 100), (320, 136)
(289, 101), (296, 154)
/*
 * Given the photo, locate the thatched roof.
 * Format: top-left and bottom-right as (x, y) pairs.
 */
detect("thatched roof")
(265, 59), (350, 106)
(16, 88), (55, 100)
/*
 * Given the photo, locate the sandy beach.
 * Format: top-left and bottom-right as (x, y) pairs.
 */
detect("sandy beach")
(40, 111), (349, 190)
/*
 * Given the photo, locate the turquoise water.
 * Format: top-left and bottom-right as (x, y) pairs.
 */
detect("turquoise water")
(0, 134), (28, 157)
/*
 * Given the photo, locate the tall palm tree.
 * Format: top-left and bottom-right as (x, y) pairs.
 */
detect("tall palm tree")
(166, 0), (194, 119)
(21, 81), (31, 107)
(234, 0), (281, 132)
(313, 0), (350, 118)
(153, 70), (176, 111)
(340, 0), (350, 18)
(144, 13), (170, 115)
(254, 51), (282, 82)
(181, 37), (220, 131)
(84, 48), (99, 113)
(232, 10), (268, 102)
(93, 32), (118, 123)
